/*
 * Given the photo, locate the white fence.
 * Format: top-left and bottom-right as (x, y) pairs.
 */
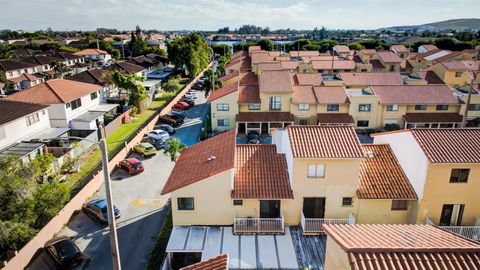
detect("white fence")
(425, 217), (480, 240)
(301, 212), (355, 234)
(234, 216), (285, 234)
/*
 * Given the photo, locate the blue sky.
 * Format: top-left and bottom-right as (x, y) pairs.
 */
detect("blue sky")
(1, 0), (479, 31)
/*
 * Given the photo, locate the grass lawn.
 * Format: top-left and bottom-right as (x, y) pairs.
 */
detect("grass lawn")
(65, 79), (189, 192)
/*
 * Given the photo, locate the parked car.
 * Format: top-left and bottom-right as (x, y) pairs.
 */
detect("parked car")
(247, 131), (260, 144)
(158, 115), (180, 127)
(180, 98), (195, 107)
(169, 110), (187, 119)
(184, 94), (197, 100)
(118, 158), (144, 174)
(134, 142), (157, 157)
(174, 102), (191, 110)
(44, 236), (84, 269)
(142, 137), (170, 150)
(167, 114), (186, 124)
(158, 124), (175, 135)
(82, 199), (120, 223)
(147, 130), (170, 141)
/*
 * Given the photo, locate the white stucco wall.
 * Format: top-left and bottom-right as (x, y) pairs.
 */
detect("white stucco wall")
(373, 132), (429, 199)
(0, 108), (50, 149)
(272, 129), (293, 185)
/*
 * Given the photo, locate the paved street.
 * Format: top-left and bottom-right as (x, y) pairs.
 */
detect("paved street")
(29, 91), (209, 270)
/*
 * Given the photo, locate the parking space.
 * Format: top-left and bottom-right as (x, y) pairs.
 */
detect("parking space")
(28, 84), (210, 269)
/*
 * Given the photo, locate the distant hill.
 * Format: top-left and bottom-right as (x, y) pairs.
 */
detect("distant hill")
(379, 18), (480, 32)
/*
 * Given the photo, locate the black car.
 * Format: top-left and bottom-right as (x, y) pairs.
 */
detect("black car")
(158, 124), (175, 135)
(158, 115), (181, 127)
(142, 136), (170, 150)
(44, 236), (84, 269)
(247, 131), (260, 144)
(167, 114), (185, 123)
(169, 110), (187, 119)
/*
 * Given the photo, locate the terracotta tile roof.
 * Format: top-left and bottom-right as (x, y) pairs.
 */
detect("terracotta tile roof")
(360, 49), (377, 55)
(238, 85), (260, 104)
(239, 57), (252, 71)
(441, 60), (470, 71)
(410, 128), (480, 163)
(207, 82), (238, 102)
(287, 126), (363, 158)
(376, 51), (402, 63)
(302, 56), (340, 63)
(74, 48), (108, 55)
(390, 45), (409, 53)
(290, 51), (320, 57)
(109, 61), (144, 74)
(434, 51), (469, 62)
(0, 100), (49, 126)
(70, 68), (105, 85)
(352, 55), (363, 63)
(417, 49), (450, 61)
(403, 113), (462, 123)
(312, 60), (356, 70)
(251, 51), (270, 64)
(8, 73), (40, 83)
(225, 58), (242, 68)
(128, 55), (160, 69)
(219, 70), (239, 82)
(161, 131), (236, 194)
(340, 72), (404, 86)
(258, 62), (282, 71)
(268, 51), (281, 57)
(400, 59), (413, 69)
(248, 46), (262, 54)
(236, 112), (294, 122)
(231, 50), (248, 60)
(280, 61), (299, 70)
(420, 44), (439, 52)
(372, 85), (459, 104)
(239, 72), (258, 86)
(275, 56), (291, 61)
(5, 79), (102, 104)
(313, 86), (349, 104)
(461, 60), (479, 71)
(22, 55), (59, 66)
(181, 254), (228, 270)
(333, 45), (350, 53)
(415, 71), (444, 84)
(369, 59), (385, 69)
(358, 144), (417, 199)
(317, 113), (354, 124)
(233, 145), (293, 199)
(258, 70), (293, 93)
(323, 224), (480, 270)
(293, 73), (323, 86)
(292, 85), (316, 104)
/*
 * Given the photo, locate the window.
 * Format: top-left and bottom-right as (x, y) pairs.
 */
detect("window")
(358, 104), (371, 112)
(327, 104), (339, 112)
(468, 104), (480, 111)
(298, 103), (310, 111)
(307, 164), (325, 178)
(177, 198), (194, 210)
(70, 98), (82, 110)
(450, 169), (470, 183)
(391, 200), (408, 210)
(386, 104), (399, 111)
(217, 119), (229, 126)
(26, 113), (40, 126)
(248, 104), (261, 110)
(216, 104), (229, 111)
(269, 96), (281, 110)
(415, 104), (427, 110)
(90, 92), (98, 100)
(455, 71), (462, 77)
(299, 119), (308, 125)
(342, 197), (353, 207)
(357, 120), (369, 127)
(233, 200), (243, 206)
(436, 104), (448, 111)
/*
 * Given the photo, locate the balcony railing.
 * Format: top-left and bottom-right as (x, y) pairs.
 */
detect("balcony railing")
(426, 217), (480, 241)
(301, 212), (355, 234)
(234, 214), (284, 234)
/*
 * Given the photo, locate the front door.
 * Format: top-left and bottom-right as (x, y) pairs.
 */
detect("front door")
(303, 198), (325, 218)
(261, 123), (269, 134)
(260, 200), (281, 218)
(238, 123), (246, 134)
(439, 204), (464, 226)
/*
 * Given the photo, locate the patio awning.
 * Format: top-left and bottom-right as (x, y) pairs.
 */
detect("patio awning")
(403, 113), (462, 123)
(317, 113), (354, 124)
(24, 127), (70, 142)
(0, 142), (44, 158)
(236, 112), (294, 122)
(71, 111), (104, 123)
(89, 104), (119, 113)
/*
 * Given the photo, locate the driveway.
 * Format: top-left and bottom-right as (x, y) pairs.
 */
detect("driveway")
(28, 90), (209, 270)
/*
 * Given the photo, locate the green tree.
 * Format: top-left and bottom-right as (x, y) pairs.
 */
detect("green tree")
(202, 68), (222, 97)
(211, 44), (231, 59)
(257, 39), (274, 51)
(162, 78), (181, 92)
(49, 60), (71, 79)
(32, 180), (70, 228)
(104, 70), (148, 112)
(167, 34), (210, 77)
(348, 42), (365, 51)
(164, 138), (186, 162)
(144, 46), (167, 57)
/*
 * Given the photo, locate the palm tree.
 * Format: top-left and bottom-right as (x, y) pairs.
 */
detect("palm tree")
(164, 138), (186, 162)
(202, 68), (222, 97)
(49, 60), (70, 79)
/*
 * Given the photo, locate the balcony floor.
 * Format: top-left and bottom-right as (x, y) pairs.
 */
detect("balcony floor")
(290, 226), (327, 270)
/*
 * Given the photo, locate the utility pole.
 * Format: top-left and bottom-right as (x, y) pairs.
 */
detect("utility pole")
(99, 138), (122, 270)
(461, 48), (480, 128)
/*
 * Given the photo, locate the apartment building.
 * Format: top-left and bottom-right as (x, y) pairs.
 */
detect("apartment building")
(373, 129), (480, 228)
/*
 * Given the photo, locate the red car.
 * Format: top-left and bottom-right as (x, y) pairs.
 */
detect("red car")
(118, 158), (144, 175)
(174, 101), (191, 110)
(180, 98), (194, 107)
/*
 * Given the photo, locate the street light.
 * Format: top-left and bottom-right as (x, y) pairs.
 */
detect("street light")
(46, 136), (121, 270)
